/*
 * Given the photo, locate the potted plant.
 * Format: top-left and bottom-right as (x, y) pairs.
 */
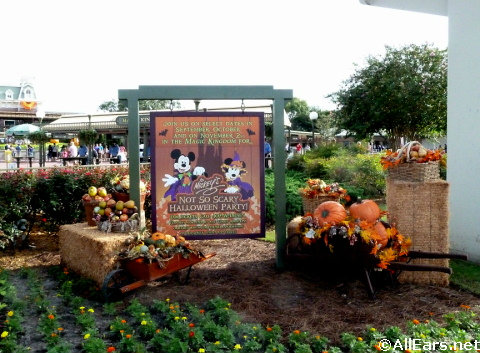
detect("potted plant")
(78, 128), (98, 146)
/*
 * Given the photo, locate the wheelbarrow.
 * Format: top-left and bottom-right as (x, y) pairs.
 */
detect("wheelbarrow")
(102, 252), (216, 300)
(285, 231), (468, 299)
(363, 250), (468, 299)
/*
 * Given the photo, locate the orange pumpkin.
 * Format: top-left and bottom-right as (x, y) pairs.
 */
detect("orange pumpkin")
(151, 232), (166, 241)
(349, 199), (380, 223)
(313, 201), (347, 225)
(369, 222), (389, 249)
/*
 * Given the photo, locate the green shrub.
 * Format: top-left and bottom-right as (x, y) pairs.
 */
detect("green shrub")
(265, 170), (305, 226)
(308, 143), (341, 159)
(325, 153), (386, 199)
(287, 146), (387, 200)
(304, 159), (329, 179)
(286, 154), (306, 172)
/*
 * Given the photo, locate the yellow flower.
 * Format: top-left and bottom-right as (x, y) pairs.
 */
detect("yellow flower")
(234, 344), (242, 350)
(181, 316), (187, 320)
(1, 331), (8, 338)
(166, 298), (170, 302)
(198, 349), (205, 353)
(357, 337), (363, 341)
(84, 333), (91, 339)
(214, 341), (221, 345)
(370, 328), (376, 332)
(141, 320), (147, 325)
(88, 308), (94, 313)
(79, 306), (85, 310)
(7, 311), (13, 317)
(174, 317), (180, 321)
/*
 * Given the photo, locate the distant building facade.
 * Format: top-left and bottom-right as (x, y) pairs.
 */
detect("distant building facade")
(0, 78), (59, 136)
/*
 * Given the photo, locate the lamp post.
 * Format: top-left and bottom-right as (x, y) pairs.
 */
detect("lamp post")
(36, 109), (46, 167)
(309, 111), (318, 148)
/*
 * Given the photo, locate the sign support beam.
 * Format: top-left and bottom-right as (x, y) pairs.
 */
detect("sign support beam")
(119, 85), (293, 268)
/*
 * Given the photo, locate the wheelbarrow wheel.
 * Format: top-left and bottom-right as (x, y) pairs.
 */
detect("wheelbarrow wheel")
(102, 269), (132, 301)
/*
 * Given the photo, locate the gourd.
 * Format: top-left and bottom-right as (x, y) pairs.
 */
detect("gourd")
(313, 201), (347, 225)
(349, 199), (381, 223)
(151, 232), (166, 241)
(369, 221), (389, 249)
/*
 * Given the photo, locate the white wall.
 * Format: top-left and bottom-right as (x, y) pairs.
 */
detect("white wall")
(447, 1), (480, 261)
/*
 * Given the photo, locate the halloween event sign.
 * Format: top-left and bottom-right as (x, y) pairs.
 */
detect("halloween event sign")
(150, 111), (265, 239)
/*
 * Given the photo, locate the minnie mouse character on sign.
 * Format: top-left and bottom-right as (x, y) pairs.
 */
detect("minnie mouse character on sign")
(162, 149), (206, 200)
(222, 152), (254, 200)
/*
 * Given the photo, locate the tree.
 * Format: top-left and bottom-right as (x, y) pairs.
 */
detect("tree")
(285, 98), (336, 139)
(329, 44), (447, 149)
(98, 99), (181, 112)
(285, 98), (310, 131)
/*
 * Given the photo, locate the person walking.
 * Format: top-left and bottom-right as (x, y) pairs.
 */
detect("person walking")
(264, 138), (272, 168)
(78, 145), (88, 165)
(27, 144), (34, 167)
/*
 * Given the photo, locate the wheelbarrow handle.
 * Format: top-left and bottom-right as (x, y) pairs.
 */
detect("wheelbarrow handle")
(388, 261), (453, 274)
(407, 250), (468, 260)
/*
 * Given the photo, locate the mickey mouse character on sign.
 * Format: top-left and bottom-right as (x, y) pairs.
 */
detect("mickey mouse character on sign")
(162, 149), (206, 201)
(222, 152), (254, 200)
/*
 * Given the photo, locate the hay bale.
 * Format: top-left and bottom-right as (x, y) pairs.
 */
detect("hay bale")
(386, 179), (450, 286)
(59, 223), (130, 285)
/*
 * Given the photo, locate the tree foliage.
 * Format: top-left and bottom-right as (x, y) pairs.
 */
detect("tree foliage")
(98, 99), (180, 112)
(285, 98), (335, 139)
(329, 44), (447, 149)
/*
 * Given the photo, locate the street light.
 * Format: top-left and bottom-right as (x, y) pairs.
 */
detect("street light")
(36, 109), (46, 167)
(309, 111), (318, 148)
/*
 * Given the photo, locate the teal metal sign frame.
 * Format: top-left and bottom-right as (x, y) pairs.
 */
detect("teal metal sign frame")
(118, 85), (293, 268)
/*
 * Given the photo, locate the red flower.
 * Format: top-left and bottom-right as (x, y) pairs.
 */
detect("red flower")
(42, 218), (47, 222)
(189, 331), (195, 337)
(107, 347), (116, 352)
(189, 323), (195, 327)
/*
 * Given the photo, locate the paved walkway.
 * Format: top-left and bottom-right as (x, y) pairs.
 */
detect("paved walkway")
(2, 158), (123, 170)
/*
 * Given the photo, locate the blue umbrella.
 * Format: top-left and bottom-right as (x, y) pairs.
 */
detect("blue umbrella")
(6, 123), (41, 136)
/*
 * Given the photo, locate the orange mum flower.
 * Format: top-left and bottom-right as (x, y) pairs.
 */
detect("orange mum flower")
(107, 347), (116, 352)
(48, 314), (55, 320)
(412, 319), (420, 325)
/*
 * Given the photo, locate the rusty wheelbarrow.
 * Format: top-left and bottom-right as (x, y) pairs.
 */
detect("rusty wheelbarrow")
(102, 252), (216, 300)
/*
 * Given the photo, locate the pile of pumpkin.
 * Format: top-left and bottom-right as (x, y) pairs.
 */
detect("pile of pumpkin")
(118, 229), (201, 264)
(287, 199), (411, 270)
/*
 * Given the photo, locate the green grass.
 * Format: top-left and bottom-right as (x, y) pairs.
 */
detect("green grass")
(450, 259), (480, 295)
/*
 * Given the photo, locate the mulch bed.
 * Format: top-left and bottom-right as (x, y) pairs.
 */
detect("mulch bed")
(2, 231), (480, 340)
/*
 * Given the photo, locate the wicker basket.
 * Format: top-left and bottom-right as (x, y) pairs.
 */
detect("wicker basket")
(97, 214), (140, 233)
(387, 160), (440, 182)
(83, 200), (100, 226)
(301, 195), (339, 215)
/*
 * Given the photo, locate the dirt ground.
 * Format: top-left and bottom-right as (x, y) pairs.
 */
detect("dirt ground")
(2, 231), (480, 341)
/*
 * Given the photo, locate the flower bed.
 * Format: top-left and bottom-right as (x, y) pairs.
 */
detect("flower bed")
(3, 266), (480, 353)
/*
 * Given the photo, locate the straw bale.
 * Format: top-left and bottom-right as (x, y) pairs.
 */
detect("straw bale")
(386, 178), (450, 286)
(59, 223), (130, 285)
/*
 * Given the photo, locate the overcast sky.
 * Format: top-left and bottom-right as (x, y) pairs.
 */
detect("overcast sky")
(2, 0), (448, 114)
